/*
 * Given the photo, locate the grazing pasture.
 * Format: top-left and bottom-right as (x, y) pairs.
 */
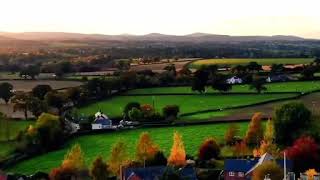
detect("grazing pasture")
(7, 121), (250, 174)
(190, 58), (313, 68)
(126, 81), (320, 94)
(0, 80), (82, 92)
(78, 93), (297, 118)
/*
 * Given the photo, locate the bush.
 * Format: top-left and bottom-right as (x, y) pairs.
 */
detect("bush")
(274, 102), (311, 146)
(123, 102), (141, 120)
(162, 105), (180, 119)
(128, 107), (143, 122)
(198, 138), (220, 161)
(252, 161), (283, 180)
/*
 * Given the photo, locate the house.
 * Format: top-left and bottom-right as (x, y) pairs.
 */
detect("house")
(91, 111), (113, 130)
(227, 76), (243, 84)
(224, 153), (293, 180)
(122, 166), (197, 180)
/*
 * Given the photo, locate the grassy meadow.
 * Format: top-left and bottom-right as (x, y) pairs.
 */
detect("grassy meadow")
(7, 122), (250, 174)
(126, 81), (320, 95)
(78, 93), (297, 118)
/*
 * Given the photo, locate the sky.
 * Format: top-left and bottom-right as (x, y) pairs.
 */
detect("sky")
(0, 0), (320, 38)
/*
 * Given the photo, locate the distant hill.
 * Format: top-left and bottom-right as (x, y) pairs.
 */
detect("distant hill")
(0, 32), (308, 42)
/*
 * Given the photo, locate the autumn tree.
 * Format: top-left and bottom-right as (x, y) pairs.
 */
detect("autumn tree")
(285, 136), (320, 172)
(90, 156), (110, 180)
(244, 112), (263, 146)
(233, 141), (250, 158)
(305, 169), (319, 180)
(108, 140), (128, 175)
(224, 124), (239, 145)
(50, 144), (88, 180)
(252, 161), (283, 180)
(136, 132), (159, 165)
(253, 140), (279, 158)
(264, 119), (274, 143)
(198, 138), (220, 161)
(168, 132), (186, 167)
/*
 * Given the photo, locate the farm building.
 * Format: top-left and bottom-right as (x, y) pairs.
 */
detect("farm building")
(224, 153), (293, 180)
(227, 76), (243, 84)
(91, 111), (113, 130)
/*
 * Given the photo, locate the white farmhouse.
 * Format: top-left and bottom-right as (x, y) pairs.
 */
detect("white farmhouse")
(227, 76), (243, 84)
(92, 111), (113, 130)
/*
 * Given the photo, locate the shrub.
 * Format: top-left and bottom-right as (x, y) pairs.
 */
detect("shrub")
(128, 107), (143, 122)
(274, 102), (311, 146)
(285, 136), (320, 172)
(252, 161), (283, 180)
(162, 105), (180, 119)
(198, 138), (220, 161)
(123, 102), (141, 120)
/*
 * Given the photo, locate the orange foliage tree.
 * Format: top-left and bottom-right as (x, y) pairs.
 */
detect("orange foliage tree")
(244, 112), (263, 146)
(233, 141), (250, 157)
(136, 132), (159, 163)
(224, 124), (239, 145)
(264, 119), (274, 143)
(50, 144), (87, 179)
(167, 132), (186, 167)
(108, 140), (128, 175)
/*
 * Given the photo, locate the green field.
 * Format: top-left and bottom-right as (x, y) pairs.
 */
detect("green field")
(7, 122), (250, 174)
(126, 81), (320, 95)
(0, 120), (33, 141)
(190, 58), (313, 68)
(78, 93), (297, 118)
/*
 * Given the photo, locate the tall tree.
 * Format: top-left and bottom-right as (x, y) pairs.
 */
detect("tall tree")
(224, 124), (239, 145)
(211, 73), (232, 92)
(244, 112), (263, 146)
(45, 91), (67, 114)
(11, 92), (32, 120)
(167, 132), (186, 167)
(0, 82), (13, 104)
(136, 132), (159, 166)
(0, 82), (13, 140)
(250, 77), (267, 93)
(108, 141), (128, 176)
(192, 67), (209, 93)
(62, 144), (86, 170)
(32, 85), (52, 100)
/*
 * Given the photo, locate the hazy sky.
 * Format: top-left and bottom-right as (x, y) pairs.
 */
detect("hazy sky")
(1, 0), (320, 38)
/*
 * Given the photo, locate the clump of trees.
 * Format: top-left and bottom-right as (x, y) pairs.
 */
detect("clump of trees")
(274, 102), (311, 146)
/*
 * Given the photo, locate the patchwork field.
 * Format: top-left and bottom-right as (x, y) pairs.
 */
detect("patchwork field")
(126, 81), (320, 94)
(190, 58), (313, 68)
(78, 93), (297, 118)
(0, 80), (83, 92)
(7, 122), (250, 174)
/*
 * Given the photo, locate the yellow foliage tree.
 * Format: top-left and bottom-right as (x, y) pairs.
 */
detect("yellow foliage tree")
(264, 119), (274, 143)
(305, 169), (318, 180)
(108, 140), (128, 176)
(62, 144), (86, 170)
(253, 140), (279, 158)
(244, 112), (263, 146)
(167, 132), (186, 167)
(136, 132), (159, 163)
(224, 124), (239, 145)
